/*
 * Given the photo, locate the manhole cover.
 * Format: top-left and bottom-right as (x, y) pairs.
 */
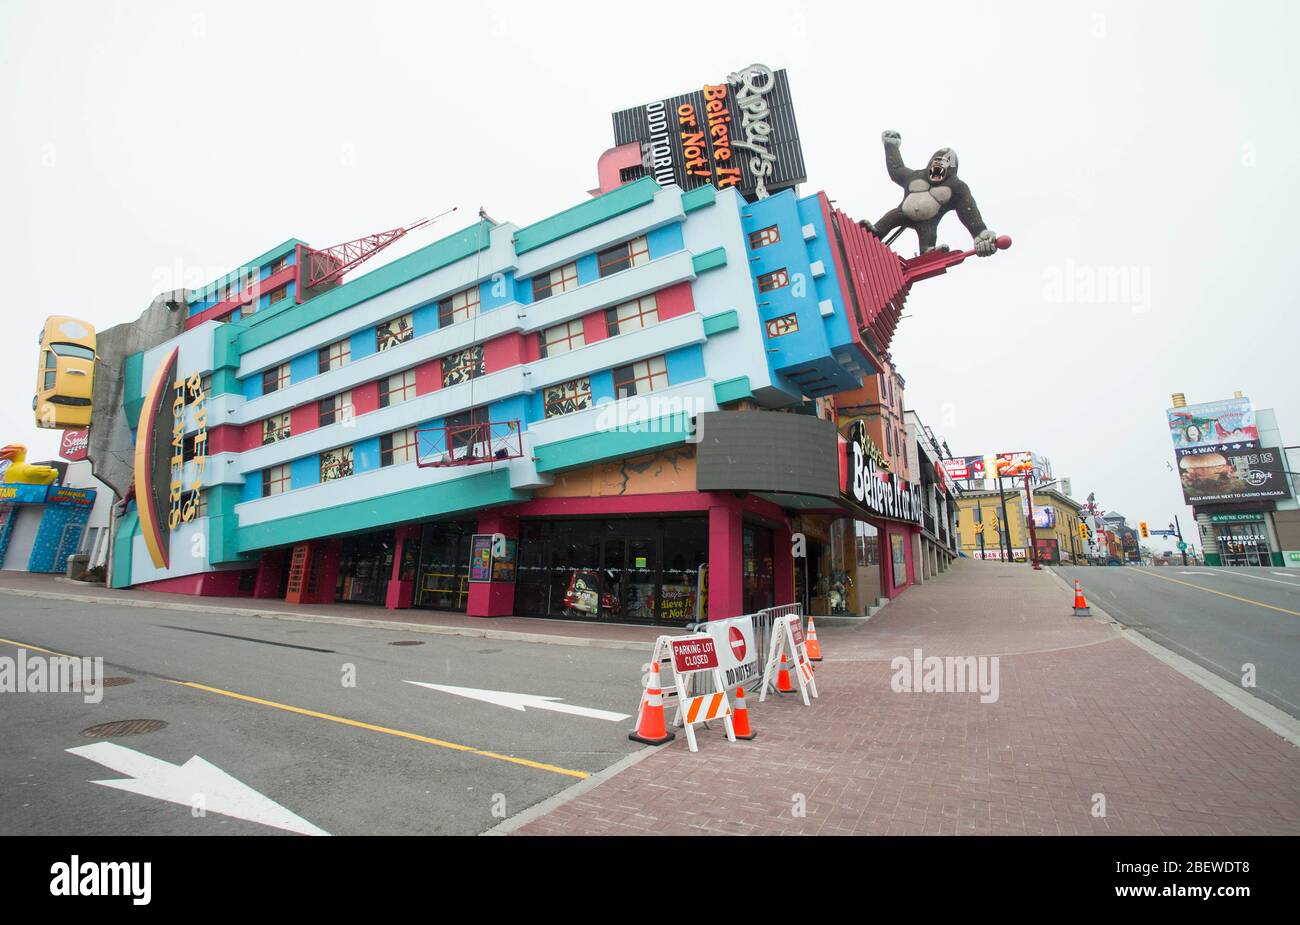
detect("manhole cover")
(389, 640), (424, 646)
(72, 676), (134, 691)
(81, 719), (168, 738)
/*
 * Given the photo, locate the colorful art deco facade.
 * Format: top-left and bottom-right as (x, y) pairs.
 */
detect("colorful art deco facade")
(112, 177), (937, 624)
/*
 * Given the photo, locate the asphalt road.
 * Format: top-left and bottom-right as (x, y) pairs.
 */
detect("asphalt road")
(0, 593), (647, 835)
(1056, 565), (1300, 718)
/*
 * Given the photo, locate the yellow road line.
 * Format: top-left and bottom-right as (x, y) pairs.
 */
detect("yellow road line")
(1129, 569), (1300, 617)
(0, 633), (590, 780)
(165, 680), (590, 780)
(0, 636), (75, 658)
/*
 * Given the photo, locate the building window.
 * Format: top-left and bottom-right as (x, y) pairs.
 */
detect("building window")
(543, 377), (592, 418)
(261, 363), (290, 394)
(538, 319), (585, 358)
(437, 286), (480, 328)
(605, 294), (659, 336)
(612, 355), (669, 399)
(261, 464), (291, 497)
(380, 428), (419, 467)
(445, 406), (490, 461)
(531, 262), (578, 301)
(765, 313), (799, 338)
(269, 286), (288, 305)
(757, 268), (790, 292)
(320, 446), (354, 482)
(376, 313), (414, 352)
(442, 345), (484, 387)
(379, 369), (417, 408)
(261, 413), (292, 445)
(269, 257), (288, 274)
(597, 236), (649, 277)
(749, 225), (780, 249)
(194, 490), (209, 519)
(318, 391), (353, 427)
(317, 339), (350, 374)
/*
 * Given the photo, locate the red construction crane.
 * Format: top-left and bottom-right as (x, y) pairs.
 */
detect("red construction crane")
(295, 208), (456, 303)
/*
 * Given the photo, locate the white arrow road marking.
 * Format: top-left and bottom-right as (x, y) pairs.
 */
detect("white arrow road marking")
(403, 681), (631, 722)
(67, 742), (329, 836)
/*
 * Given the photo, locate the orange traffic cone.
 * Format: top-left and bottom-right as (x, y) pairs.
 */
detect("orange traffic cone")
(805, 616), (823, 662)
(777, 653), (795, 693)
(1072, 579), (1091, 616)
(732, 686), (756, 740)
(629, 661), (675, 745)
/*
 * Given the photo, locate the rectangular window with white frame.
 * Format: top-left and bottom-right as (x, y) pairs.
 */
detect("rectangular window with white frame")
(318, 390), (353, 427)
(531, 262), (578, 301)
(538, 319), (585, 358)
(379, 370), (417, 408)
(597, 236), (649, 277)
(437, 286), (480, 328)
(612, 355), (669, 399)
(317, 338), (350, 374)
(261, 464), (291, 497)
(261, 363), (290, 394)
(380, 428), (419, 467)
(605, 294), (659, 336)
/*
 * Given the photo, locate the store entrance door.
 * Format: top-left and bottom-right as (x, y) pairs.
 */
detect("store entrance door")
(1218, 523), (1270, 566)
(414, 521), (474, 611)
(600, 533), (659, 623)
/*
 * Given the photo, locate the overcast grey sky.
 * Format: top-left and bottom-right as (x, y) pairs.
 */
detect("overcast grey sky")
(2, 0), (1296, 552)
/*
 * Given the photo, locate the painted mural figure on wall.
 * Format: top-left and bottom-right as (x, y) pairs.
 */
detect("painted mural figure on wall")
(861, 131), (999, 257)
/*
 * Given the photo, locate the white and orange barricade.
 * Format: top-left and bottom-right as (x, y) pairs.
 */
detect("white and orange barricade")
(634, 633), (736, 753)
(759, 613), (818, 706)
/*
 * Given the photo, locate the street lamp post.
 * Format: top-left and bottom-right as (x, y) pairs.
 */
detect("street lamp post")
(1023, 471), (1041, 570)
(996, 475), (1014, 562)
(1173, 515), (1188, 566)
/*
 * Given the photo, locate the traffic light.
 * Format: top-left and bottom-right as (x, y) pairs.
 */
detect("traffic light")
(1078, 522), (1088, 541)
(1139, 521), (1149, 538)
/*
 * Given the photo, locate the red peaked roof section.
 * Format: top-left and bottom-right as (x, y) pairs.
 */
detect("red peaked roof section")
(829, 205), (1005, 358)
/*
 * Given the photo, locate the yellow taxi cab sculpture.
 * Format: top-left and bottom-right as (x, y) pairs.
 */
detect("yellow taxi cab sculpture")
(34, 316), (96, 429)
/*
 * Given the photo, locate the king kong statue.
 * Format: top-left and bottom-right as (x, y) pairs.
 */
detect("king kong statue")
(861, 130), (999, 257)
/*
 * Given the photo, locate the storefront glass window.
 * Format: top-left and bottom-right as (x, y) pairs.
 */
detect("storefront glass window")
(515, 517), (706, 625)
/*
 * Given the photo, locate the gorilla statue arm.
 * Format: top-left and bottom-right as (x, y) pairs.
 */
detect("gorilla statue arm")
(951, 179), (998, 256)
(881, 129), (911, 186)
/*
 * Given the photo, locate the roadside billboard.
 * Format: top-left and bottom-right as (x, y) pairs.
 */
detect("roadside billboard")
(1167, 398), (1259, 452)
(1179, 446), (1292, 504)
(941, 455), (986, 482)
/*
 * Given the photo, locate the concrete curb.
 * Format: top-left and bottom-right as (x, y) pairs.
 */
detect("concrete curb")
(1045, 567), (1300, 749)
(0, 586), (658, 653)
(481, 745), (660, 836)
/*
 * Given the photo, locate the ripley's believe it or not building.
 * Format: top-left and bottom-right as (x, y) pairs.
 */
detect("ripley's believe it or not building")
(84, 65), (996, 625)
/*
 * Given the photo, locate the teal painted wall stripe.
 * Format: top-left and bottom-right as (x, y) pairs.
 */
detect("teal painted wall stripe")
(188, 238), (305, 305)
(236, 220), (493, 355)
(122, 352), (144, 429)
(111, 509), (139, 588)
(691, 247), (728, 274)
(206, 484), (244, 565)
(236, 468), (526, 552)
(702, 309), (739, 336)
(681, 185), (716, 213)
(713, 375), (752, 405)
(513, 179), (659, 255)
(534, 412), (689, 473)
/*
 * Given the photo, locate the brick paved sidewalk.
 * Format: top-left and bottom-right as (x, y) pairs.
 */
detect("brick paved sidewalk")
(516, 561), (1300, 835)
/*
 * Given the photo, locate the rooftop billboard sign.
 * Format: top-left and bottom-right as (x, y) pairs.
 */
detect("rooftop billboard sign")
(611, 64), (807, 201)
